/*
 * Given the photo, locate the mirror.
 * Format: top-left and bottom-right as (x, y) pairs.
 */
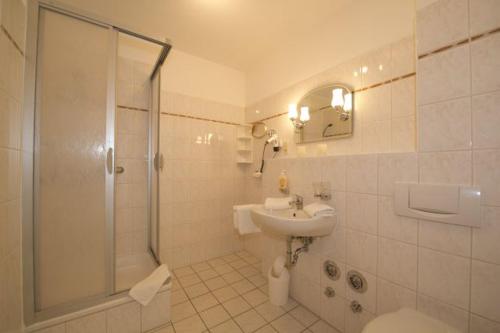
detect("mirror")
(251, 121), (268, 138)
(296, 84), (353, 143)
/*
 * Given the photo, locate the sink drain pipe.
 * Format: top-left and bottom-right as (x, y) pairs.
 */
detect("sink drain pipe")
(286, 236), (314, 267)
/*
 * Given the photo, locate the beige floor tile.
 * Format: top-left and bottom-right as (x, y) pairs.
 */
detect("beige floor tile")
(280, 298), (298, 312)
(214, 264), (235, 275)
(179, 274), (202, 288)
(289, 305), (319, 327)
(213, 286), (239, 303)
(309, 320), (340, 333)
(230, 260), (249, 270)
(222, 271), (245, 284)
(242, 255), (260, 265)
(254, 325), (277, 333)
(191, 293), (219, 312)
(271, 314), (305, 333)
(234, 309), (267, 333)
(258, 284), (268, 295)
(172, 301), (197, 323)
(150, 324), (175, 333)
(192, 262), (211, 272)
(236, 251), (251, 257)
(166, 254), (327, 333)
(242, 289), (268, 307)
(209, 258), (226, 267)
(205, 277), (228, 291)
(172, 289), (189, 305)
(247, 275), (266, 287)
(238, 266), (259, 277)
(199, 305), (231, 328)
(255, 302), (286, 322)
(173, 314), (207, 333)
(197, 268), (219, 281)
(211, 319), (243, 333)
(185, 283), (210, 298)
(222, 254), (241, 263)
(231, 280), (256, 295)
(175, 266), (196, 278)
(222, 296), (252, 317)
(172, 279), (182, 291)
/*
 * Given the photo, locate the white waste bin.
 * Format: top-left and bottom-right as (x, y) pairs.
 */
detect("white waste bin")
(267, 266), (290, 306)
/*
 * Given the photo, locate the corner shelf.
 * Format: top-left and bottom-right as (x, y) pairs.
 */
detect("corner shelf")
(236, 125), (253, 164)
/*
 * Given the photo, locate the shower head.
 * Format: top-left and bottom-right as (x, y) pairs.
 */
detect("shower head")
(322, 123), (333, 137)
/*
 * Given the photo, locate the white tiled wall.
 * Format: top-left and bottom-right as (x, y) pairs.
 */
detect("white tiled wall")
(158, 95), (246, 269)
(0, 0), (25, 332)
(243, 1), (500, 332)
(415, 0), (500, 330)
(245, 37), (416, 157)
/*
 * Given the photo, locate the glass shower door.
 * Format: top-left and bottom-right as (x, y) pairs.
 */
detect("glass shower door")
(34, 8), (115, 311)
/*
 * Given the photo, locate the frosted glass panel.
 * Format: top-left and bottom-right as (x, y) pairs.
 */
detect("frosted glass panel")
(36, 9), (110, 310)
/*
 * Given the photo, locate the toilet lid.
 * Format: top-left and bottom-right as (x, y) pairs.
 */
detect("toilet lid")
(362, 308), (460, 333)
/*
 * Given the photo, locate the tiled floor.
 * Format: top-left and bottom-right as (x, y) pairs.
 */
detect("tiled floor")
(151, 251), (340, 333)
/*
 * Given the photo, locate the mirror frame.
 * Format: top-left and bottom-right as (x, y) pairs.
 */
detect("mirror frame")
(296, 83), (354, 144)
(251, 121), (268, 138)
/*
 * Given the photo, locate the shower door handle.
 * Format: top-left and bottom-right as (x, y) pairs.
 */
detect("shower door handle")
(154, 152), (164, 172)
(106, 147), (114, 174)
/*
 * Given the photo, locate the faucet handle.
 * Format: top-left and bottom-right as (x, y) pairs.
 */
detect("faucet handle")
(289, 194), (304, 209)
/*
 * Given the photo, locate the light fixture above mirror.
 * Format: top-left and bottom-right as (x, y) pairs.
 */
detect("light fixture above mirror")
(291, 83), (354, 143)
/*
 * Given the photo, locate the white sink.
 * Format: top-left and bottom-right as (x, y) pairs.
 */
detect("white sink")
(250, 205), (336, 237)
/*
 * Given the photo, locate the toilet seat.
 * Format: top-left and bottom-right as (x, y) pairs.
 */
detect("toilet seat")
(362, 308), (460, 333)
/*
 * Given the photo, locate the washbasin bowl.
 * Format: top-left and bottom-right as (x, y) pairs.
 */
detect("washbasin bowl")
(250, 205), (336, 237)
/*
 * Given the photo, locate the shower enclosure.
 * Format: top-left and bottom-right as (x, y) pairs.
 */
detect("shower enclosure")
(22, 0), (170, 323)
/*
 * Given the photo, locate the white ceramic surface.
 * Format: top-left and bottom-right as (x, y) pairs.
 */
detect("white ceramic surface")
(250, 205), (336, 237)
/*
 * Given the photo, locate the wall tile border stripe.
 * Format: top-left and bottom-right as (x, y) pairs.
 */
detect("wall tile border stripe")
(1, 25), (24, 57)
(117, 105), (149, 112)
(418, 26), (500, 60)
(118, 105), (242, 126)
(353, 72), (416, 93)
(160, 111), (242, 126)
(254, 72), (416, 123)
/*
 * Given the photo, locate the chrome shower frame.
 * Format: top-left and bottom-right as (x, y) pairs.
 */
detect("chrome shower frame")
(22, 0), (171, 324)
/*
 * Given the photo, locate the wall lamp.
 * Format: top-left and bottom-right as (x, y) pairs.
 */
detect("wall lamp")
(288, 104), (310, 130)
(331, 88), (352, 121)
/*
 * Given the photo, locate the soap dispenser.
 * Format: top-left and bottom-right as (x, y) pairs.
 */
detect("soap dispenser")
(279, 170), (289, 193)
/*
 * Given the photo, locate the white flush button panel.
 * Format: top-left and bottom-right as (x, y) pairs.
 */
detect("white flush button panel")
(395, 182), (481, 227)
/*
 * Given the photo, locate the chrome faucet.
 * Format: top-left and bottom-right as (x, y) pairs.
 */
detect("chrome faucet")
(290, 194), (304, 210)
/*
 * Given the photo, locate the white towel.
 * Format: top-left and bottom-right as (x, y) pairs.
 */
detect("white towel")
(304, 202), (335, 217)
(233, 204), (261, 235)
(264, 197), (292, 210)
(129, 264), (170, 306)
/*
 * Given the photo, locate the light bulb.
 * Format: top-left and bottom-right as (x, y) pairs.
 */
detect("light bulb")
(300, 106), (310, 122)
(331, 88), (344, 108)
(288, 104), (298, 120)
(343, 93), (352, 112)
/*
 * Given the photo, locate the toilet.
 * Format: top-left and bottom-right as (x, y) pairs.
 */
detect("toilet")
(362, 308), (460, 333)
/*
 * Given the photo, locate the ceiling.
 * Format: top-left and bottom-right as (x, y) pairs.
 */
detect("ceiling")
(57, 0), (352, 71)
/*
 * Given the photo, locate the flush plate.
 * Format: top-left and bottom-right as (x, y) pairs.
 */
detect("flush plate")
(394, 182), (481, 228)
